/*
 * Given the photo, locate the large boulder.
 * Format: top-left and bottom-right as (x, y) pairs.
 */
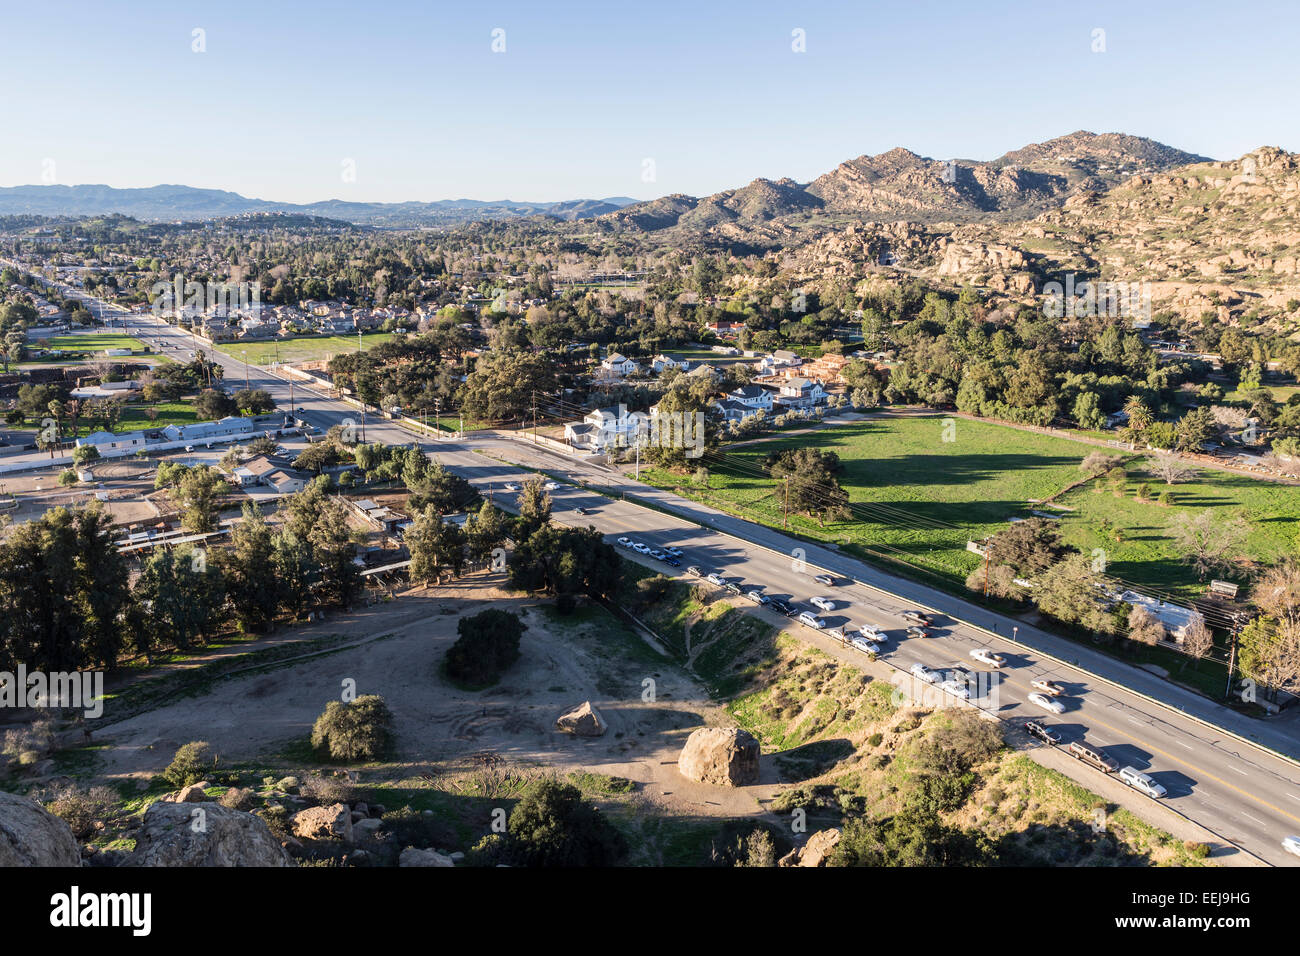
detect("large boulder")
(677, 727), (760, 786)
(555, 701), (607, 737)
(130, 801), (292, 867)
(291, 803), (354, 844)
(399, 847), (455, 867)
(0, 791), (82, 866)
(780, 828), (841, 867)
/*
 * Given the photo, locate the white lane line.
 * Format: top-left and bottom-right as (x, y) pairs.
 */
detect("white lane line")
(1176, 740), (1195, 750)
(1230, 766), (1250, 776)
(1239, 811), (1266, 827)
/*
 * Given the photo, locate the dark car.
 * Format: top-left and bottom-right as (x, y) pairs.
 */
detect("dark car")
(661, 556), (681, 567)
(902, 610), (934, 626)
(768, 599), (794, 616)
(724, 581), (743, 595)
(1024, 720), (1062, 745)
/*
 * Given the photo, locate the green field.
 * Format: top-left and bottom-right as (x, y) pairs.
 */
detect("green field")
(216, 333), (395, 366)
(118, 401), (201, 430)
(639, 413), (1300, 600)
(31, 333), (146, 355)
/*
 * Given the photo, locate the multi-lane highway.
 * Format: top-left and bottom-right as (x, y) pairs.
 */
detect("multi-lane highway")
(16, 271), (1300, 866)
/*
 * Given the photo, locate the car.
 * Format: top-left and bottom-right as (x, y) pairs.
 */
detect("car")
(542, 481), (558, 490)
(826, 627), (846, 642)
(797, 611), (826, 630)
(910, 662), (938, 683)
(940, 679), (971, 699)
(724, 581), (743, 595)
(503, 482), (520, 492)
(664, 547), (684, 558)
(1030, 679), (1065, 697)
(1068, 741), (1119, 773)
(575, 507), (589, 516)
(858, 623), (886, 640)
(768, 599), (794, 616)
(1118, 766), (1167, 799)
(906, 626), (931, 639)
(969, 648), (1007, 668)
(686, 565), (703, 577)
(1023, 720), (1062, 745)
(706, 573), (725, 586)
(633, 542), (651, 554)
(649, 549), (667, 560)
(810, 596), (835, 611)
(662, 556), (681, 567)
(1027, 692), (1065, 714)
(1282, 836), (1300, 858)
(744, 590), (768, 605)
(814, 574), (836, 587)
(902, 610), (933, 626)
(616, 537), (632, 548)
(849, 637), (880, 655)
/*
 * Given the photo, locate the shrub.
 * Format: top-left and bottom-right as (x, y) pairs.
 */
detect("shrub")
(300, 773), (357, 806)
(445, 609), (523, 686)
(162, 741), (218, 788)
(867, 732), (883, 748)
(1185, 840), (1211, 859)
(219, 787), (254, 811)
(498, 779), (627, 867)
(46, 784), (119, 839)
(310, 695), (394, 761)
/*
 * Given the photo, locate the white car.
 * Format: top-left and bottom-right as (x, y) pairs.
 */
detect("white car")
(1031, 679), (1065, 697)
(940, 679), (971, 700)
(1027, 692), (1065, 714)
(616, 537), (632, 548)
(797, 611), (826, 630)
(850, 637), (880, 655)
(910, 662), (938, 683)
(858, 624), (886, 640)
(744, 590), (768, 605)
(1282, 836), (1300, 858)
(810, 596), (835, 612)
(969, 648), (1006, 668)
(1118, 766), (1167, 799)
(543, 481), (558, 490)
(706, 573), (725, 586)
(826, 627), (846, 641)
(503, 482), (520, 492)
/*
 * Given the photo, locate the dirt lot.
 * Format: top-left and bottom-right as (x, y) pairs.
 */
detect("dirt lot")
(86, 573), (780, 820)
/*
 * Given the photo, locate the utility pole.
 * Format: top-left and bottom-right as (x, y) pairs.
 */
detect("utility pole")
(1224, 615), (1242, 699)
(635, 438), (640, 479)
(983, 549), (990, 599)
(532, 391), (538, 444)
(242, 350), (249, 390)
(783, 475), (789, 529)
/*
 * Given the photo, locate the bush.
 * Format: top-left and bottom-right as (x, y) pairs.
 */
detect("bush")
(867, 732), (883, 748)
(310, 695), (394, 761)
(445, 609), (524, 686)
(219, 786), (254, 811)
(1185, 840), (1211, 859)
(162, 741), (218, 788)
(46, 784), (119, 839)
(300, 773), (357, 806)
(498, 779), (627, 867)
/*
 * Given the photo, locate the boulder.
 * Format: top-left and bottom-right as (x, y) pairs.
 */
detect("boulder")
(796, 828), (841, 867)
(555, 700), (607, 737)
(0, 790), (82, 866)
(677, 727), (760, 786)
(399, 847), (455, 867)
(130, 801), (292, 867)
(291, 803), (353, 844)
(175, 783), (209, 803)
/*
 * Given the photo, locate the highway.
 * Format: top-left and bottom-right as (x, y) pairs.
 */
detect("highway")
(19, 272), (1300, 867)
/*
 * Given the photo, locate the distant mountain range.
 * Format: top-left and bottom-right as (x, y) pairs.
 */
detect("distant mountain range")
(0, 132), (1211, 233)
(0, 184), (640, 227)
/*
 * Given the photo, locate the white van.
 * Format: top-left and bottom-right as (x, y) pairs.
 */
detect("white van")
(858, 623), (885, 640)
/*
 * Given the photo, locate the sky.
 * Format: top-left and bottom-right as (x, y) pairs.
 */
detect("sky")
(2, 0), (1298, 204)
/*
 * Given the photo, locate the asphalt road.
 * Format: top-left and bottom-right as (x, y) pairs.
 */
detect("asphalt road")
(27, 277), (1300, 866)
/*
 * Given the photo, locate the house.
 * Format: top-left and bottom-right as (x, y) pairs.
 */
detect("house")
(1119, 590), (1206, 644)
(600, 353), (639, 377)
(75, 429), (151, 456)
(706, 318), (746, 337)
(563, 405), (650, 451)
(801, 353), (849, 385)
(755, 349), (802, 374)
(685, 363), (720, 382)
(714, 384), (773, 422)
(650, 354), (688, 374)
(769, 377), (827, 410)
(71, 379), (142, 400)
(162, 416), (257, 447)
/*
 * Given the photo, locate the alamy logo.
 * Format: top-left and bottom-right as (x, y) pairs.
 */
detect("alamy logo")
(150, 274), (261, 319)
(49, 886), (151, 936)
(1041, 273), (1151, 321)
(0, 666), (103, 718)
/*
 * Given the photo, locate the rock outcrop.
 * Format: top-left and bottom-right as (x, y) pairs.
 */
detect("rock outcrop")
(399, 847), (455, 867)
(555, 700), (607, 737)
(779, 828), (841, 867)
(677, 727), (760, 786)
(0, 790), (82, 866)
(130, 801), (292, 867)
(290, 802), (354, 844)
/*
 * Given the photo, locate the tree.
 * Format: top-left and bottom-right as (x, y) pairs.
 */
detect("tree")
(407, 508), (467, 584)
(1035, 554), (1124, 639)
(307, 496), (362, 609)
(311, 695), (393, 760)
(271, 530), (319, 620)
(1072, 391), (1107, 430)
(194, 388), (238, 421)
(1079, 452), (1123, 477)
(133, 545), (227, 650)
(464, 500), (508, 564)
(514, 476), (552, 540)
(508, 524), (620, 599)
(1169, 509), (1249, 580)
(1174, 406), (1215, 453)
(445, 608), (523, 685)
(1145, 453), (1198, 485)
(231, 388), (275, 415)
(765, 447), (849, 525)
(1181, 618), (1213, 664)
(985, 517), (1068, 578)
(498, 779), (627, 867)
(1127, 606), (1166, 646)
(172, 465), (230, 533)
(1238, 615), (1300, 700)
(224, 503), (278, 632)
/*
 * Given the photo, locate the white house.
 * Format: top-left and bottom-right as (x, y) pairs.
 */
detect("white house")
(650, 354), (688, 374)
(600, 353), (639, 377)
(76, 430), (151, 455)
(564, 405), (650, 451)
(769, 377), (826, 410)
(713, 384), (773, 422)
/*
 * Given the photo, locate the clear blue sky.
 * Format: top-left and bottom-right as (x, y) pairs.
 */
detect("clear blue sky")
(2, 0), (1297, 204)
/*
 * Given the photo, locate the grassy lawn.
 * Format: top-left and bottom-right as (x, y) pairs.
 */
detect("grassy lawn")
(39, 333), (146, 353)
(118, 401), (200, 430)
(216, 333), (396, 366)
(639, 413), (1299, 601)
